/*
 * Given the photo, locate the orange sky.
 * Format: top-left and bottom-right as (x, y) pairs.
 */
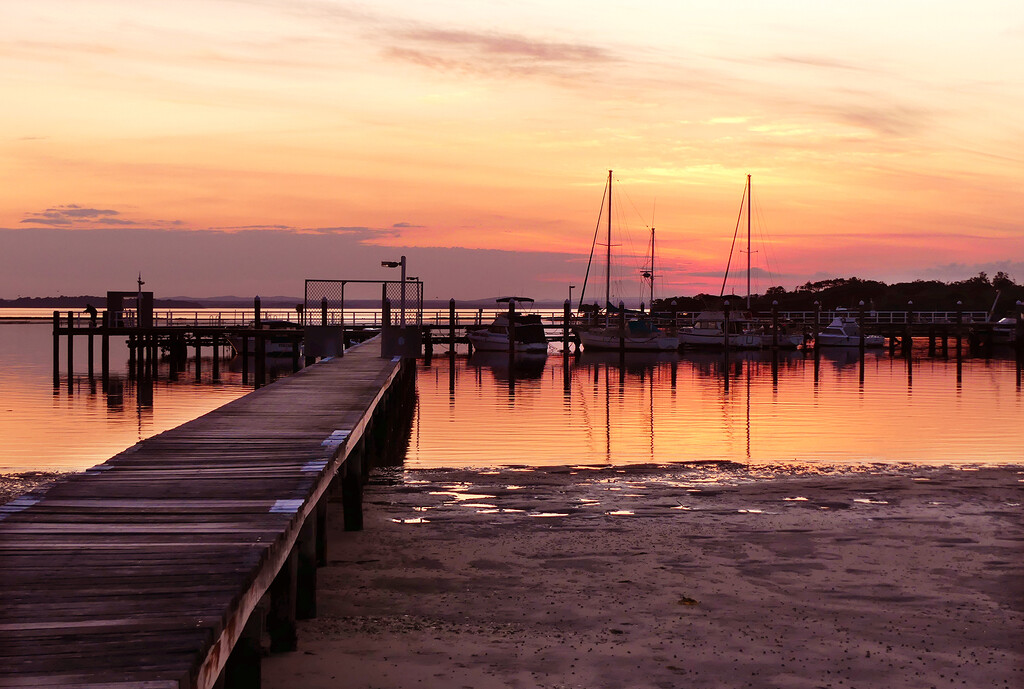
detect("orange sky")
(1, 1), (1022, 301)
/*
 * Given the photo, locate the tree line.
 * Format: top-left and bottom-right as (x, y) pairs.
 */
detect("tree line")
(655, 272), (1023, 315)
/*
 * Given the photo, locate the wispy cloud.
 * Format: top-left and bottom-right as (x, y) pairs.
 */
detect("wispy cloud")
(384, 28), (617, 81)
(20, 205), (133, 228)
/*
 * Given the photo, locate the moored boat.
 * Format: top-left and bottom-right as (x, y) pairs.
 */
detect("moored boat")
(816, 315), (885, 347)
(575, 170), (679, 353)
(467, 297), (549, 353)
(678, 311), (761, 349)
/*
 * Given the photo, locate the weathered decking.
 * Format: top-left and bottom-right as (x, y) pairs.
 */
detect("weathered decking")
(0, 338), (409, 688)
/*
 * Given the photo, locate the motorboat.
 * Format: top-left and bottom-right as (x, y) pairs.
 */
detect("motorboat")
(991, 316), (1018, 344)
(815, 315), (885, 347)
(678, 311), (761, 349)
(467, 297), (549, 353)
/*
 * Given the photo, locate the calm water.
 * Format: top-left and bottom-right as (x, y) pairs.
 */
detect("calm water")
(1, 321), (1022, 473)
(408, 347), (1023, 469)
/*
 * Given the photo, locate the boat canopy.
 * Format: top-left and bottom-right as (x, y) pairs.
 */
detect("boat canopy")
(496, 296), (535, 304)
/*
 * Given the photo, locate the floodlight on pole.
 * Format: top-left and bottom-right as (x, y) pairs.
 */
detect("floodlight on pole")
(382, 256), (407, 326)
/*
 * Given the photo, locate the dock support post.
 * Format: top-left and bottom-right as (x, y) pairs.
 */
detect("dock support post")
(903, 303), (914, 357)
(423, 329), (432, 364)
(128, 334), (136, 379)
(771, 301), (779, 349)
(101, 312), (110, 385)
(315, 499), (328, 567)
(87, 320), (95, 380)
(292, 337), (300, 373)
(955, 302), (963, 360)
(449, 299), (456, 356)
(858, 301), (866, 357)
(52, 311), (60, 388)
(195, 340), (202, 381)
(296, 516), (318, 620)
(268, 549), (298, 653)
(723, 301), (731, 392)
(342, 449), (364, 532)
(212, 337), (220, 380)
(507, 299), (516, 365)
(255, 296), (265, 389)
(221, 599), (266, 689)
(563, 299), (571, 353)
(66, 312), (74, 393)
(241, 336), (249, 384)
(1016, 300), (1024, 359)
(618, 302), (626, 354)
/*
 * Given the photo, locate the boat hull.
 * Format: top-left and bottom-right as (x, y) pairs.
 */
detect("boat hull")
(578, 329), (679, 352)
(466, 331), (549, 353)
(816, 335), (885, 347)
(678, 330), (760, 349)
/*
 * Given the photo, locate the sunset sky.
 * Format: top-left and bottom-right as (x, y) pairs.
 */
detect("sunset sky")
(2, 0), (1022, 302)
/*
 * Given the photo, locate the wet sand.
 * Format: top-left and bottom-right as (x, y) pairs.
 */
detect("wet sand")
(262, 464), (1023, 688)
(0, 472), (64, 506)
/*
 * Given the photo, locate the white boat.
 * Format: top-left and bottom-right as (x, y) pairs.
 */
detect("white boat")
(678, 311), (761, 349)
(991, 316), (1018, 344)
(816, 315), (885, 347)
(467, 297), (549, 353)
(575, 170), (679, 352)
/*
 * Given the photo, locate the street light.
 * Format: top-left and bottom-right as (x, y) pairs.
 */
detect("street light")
(381, 255), (407, 327)
(568, 284), (576, 306)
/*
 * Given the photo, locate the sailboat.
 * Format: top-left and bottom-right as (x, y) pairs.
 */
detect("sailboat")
(679, 175), (803, 349)
(576, 170), (679, 352)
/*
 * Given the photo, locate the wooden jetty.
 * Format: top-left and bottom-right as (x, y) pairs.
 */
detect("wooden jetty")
(0, 337), (415, 688)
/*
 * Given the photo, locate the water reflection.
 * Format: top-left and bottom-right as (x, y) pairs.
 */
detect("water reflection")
(1, 323), (265, 471)
(408, 346), (1023, 469)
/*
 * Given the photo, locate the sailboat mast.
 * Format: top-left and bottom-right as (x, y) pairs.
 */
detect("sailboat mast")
(650, 227), (655, 310)
(746, 173), (751, 310)
(606, 169), (612, 326)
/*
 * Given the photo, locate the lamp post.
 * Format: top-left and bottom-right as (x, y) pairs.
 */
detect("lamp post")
(381, 256), (407, 327)
(569, 284), (576, 308)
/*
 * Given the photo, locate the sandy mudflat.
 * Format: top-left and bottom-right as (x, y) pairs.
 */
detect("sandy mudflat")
(263, 464), (1023, 689)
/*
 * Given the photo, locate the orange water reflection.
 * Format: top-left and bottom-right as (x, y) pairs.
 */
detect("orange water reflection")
(408, 349), (1023, 469)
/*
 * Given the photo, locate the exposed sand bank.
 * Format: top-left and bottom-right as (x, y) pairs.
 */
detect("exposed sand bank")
(262, 463), (1024, 688)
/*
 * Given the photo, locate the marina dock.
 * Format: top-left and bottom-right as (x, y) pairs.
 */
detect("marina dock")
(0, 337), (415, 688)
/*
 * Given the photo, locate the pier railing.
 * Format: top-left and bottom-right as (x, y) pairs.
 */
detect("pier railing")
(56, 308), (995, 332)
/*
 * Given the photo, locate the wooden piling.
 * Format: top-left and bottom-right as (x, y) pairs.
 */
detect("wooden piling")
(507, 299), (517, 364)
(563, 299), (571, 353)
(771, 302), (779, 349)
(195, 339), (202, 381)
(903, 304), (914, 357)
(51, 311), (59, 387)
(723, 302), (731, 392)
(858, 303), (866, 356)
(101, 311), (110, 384)
(268, 550), (298, 653)
(449, 299), (456, 355)
(66, 312), (74, 393)
(255, 297), (265, 388)
(342, 450), (364, 532)
(296, 517), (318, 620)
(618, 301), (626, 353)
(955, 305), (963, 360)
(212, 337), (220, 380)
(87, 319), (95, 380)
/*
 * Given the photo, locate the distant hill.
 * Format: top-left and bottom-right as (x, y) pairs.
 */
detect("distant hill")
(0, 295), (205, 308)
